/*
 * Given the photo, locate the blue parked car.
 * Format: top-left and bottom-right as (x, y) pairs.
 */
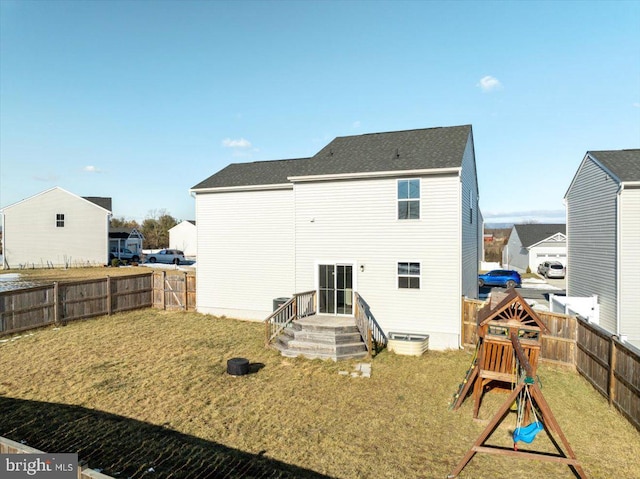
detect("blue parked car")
(478, 270), (521, 288)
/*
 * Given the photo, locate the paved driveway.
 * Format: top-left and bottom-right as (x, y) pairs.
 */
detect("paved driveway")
(479, 276), (566, 311)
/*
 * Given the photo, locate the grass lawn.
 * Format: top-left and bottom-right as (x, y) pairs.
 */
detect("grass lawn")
(1, 309), (638, 478)
(0, 265), (187, 283)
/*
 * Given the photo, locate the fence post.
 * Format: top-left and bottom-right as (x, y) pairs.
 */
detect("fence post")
(293, 293), (298, 320)
(609, 336), (617, 406)
(182, 272), (188, 310)
(53, 282), (59, 325)
(106, 276), (112, 316)
(161, 271), (166, 310)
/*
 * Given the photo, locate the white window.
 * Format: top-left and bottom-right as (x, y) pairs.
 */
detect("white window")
(56, 214), (65, 227)
(469, 190), (474, 224)
(398, 262), (420, 289)
(398, 179), (420, 220)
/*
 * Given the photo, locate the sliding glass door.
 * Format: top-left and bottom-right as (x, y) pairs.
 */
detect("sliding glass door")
(318, 263), (353, 315)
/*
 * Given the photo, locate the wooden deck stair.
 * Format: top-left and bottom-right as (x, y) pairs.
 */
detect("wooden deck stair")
(273, 315), (368, 361)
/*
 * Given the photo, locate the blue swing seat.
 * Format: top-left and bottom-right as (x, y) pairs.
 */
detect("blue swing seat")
(513, 421), (543, 444)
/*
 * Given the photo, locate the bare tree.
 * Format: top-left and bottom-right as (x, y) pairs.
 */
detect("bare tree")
(140, 210), (178, 249)
(110, 217), (141, 229)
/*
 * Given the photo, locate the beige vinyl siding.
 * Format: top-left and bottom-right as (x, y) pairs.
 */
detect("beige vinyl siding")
(2, 188), (109, 268)
(566, 157), (618, 333)
(460, 133), (479, 300)
(294, 173), (462, 350)
(195, 188), (294, 320)
(619, 187), (640, 345)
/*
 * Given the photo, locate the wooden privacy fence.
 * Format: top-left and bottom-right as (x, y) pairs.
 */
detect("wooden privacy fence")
(462, 297), (640, 432)
(0, 271), (196, 336)
(152, 271), (196, 311)
(576, 320), (640, 431)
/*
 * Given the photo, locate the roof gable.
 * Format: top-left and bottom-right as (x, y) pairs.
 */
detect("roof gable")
(477, 289), (549, 333)
(83, 196), (112, 212)
(1, 187), (112, 214)
(304, 125), (471, 177)
(513, 223), (566, 248)
(191, 125), (472, 190)
(566, 149), (640, 199)
(589, 149), (640, 183)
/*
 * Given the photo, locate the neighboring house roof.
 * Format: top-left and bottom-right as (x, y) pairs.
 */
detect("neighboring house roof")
(566, 149), (640, 199)
(1, 186), (112, 213)
(191, 125), (472, 190)
(514, 223), (566, 248)
(169, 220), (197, 232)
(83, 196), (112, 212)
(109, 227), (144, 239)
(589, 149), (640, 183)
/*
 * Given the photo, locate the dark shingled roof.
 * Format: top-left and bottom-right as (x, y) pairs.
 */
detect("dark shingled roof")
(590, 149), (640, 182)
(191, 158), (311, 189)
(83, 196), (112, 212)
(514, 223), (566, 248)
(192, 125), (472, 190)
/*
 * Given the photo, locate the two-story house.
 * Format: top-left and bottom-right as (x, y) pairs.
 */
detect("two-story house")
(564, 149), (640, 347)
(1, 187), (112, 269)
(191, 125), (481, 350)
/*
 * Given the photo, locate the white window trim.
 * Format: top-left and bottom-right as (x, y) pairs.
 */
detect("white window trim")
(397, 178), (421, 220)
(397, 261), (421, 289)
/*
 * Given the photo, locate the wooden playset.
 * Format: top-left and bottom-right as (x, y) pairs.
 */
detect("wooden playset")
(448, 289), (586, 478)
(451, 289), (548, 417)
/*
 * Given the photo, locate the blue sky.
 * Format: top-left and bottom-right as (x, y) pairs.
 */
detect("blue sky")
(1, 0), (638, 225)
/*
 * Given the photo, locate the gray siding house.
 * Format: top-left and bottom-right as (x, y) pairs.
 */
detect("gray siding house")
(191, 125), (481, 350)
(502, 223), (566, 273)
(565, 149), (640, 347)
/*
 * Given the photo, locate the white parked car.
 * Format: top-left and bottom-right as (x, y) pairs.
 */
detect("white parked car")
(145, 249), (186, 265)
(537, 261), (566, 279)
(110, 248), (140, 263)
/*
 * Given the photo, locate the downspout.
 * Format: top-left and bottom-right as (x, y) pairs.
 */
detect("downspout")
(1, 212), (6, 269)
(190, 190), (198, 311)
(616, 185), (622, 337)
(563, 197), (568, 295)
(107, 213), (112, 265)
(457, 173), (463, 348)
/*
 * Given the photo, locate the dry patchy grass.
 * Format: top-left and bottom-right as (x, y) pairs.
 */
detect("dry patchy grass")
(0, 265), (182, 283)
(0, 310), (638, 478)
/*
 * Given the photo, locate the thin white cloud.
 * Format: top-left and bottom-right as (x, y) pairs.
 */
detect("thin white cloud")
(352, 120), (361, 129)
(82, 165), (103, 173)
(222, 138), (252, 149)
(483, 209), (565, 225)
(477, 75), (502, 92)
(633, 102), (640, 108)
(33, 173), (59, 182)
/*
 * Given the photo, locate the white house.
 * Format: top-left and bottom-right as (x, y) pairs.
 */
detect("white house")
(169, 220), (197, 258)
(1, 187), (112, 269)
(190, 125), (481, 350)
(502, 223), (566, 273)
(565, 149), (640, 348)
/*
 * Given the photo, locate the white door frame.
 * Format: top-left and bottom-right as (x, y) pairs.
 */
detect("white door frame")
(314, 259), (357, 316)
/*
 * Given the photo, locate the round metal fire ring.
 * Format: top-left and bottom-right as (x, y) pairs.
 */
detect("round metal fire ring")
(227, 357), (250, 376)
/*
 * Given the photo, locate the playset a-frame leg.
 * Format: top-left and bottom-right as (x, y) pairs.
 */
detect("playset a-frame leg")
(448, 333), (587, 479)
(450, 363), (478, 411)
